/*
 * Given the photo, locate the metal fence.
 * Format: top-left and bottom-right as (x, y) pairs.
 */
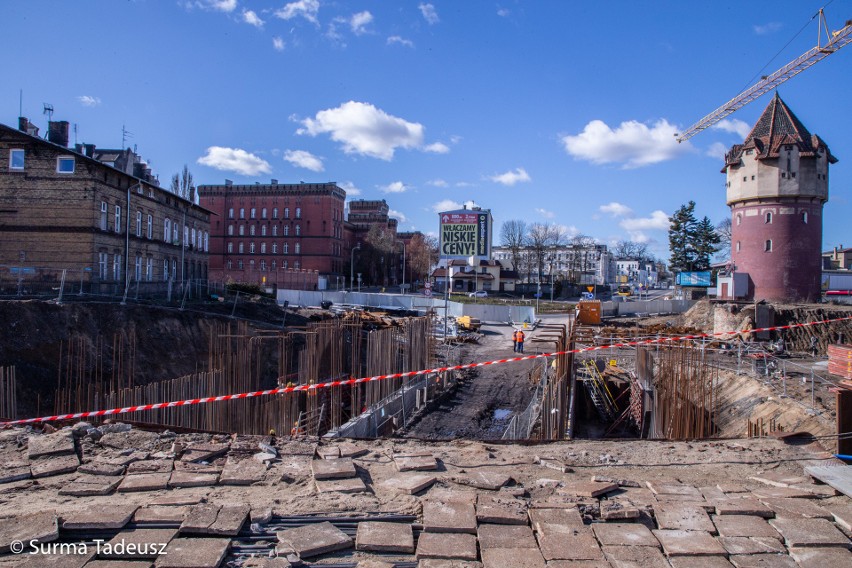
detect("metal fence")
(502, 359), (550, 440)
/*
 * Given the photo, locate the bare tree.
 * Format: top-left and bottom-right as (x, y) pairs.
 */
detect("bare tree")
(364, 224), (396, 286)
(567, 234), (597, 282)
(170, 165), (195, 202)
(407, 233), (439, 283)
(500, 220), (527, 273)
(613, 240), (649, 261)
(715, 218), (732, 261)
(527, 223), (565, 283)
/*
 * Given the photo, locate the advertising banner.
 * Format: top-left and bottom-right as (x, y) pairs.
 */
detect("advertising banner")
(439, 211), (490, 258)
(677, 271), (713, 287)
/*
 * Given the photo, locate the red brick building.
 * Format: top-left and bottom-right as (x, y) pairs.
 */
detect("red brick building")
(198, 181), (346, 288)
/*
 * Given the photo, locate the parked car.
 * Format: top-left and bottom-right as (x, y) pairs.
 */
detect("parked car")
(468, 290), (488, 298)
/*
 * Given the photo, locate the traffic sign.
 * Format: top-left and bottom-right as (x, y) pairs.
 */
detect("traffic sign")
(586, 286), (594, 293)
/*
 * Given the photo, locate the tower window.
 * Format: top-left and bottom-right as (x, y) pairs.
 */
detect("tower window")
(736, 241), (741, 252)
(743, 176), (747, 182)
(802, 212), (808, 224)
(736, 214), (742, 226)
(764, 212), (772, 224)
(765, 240), (772, 252)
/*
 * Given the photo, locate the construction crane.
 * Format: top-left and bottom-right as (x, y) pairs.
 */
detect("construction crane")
(677, 9), (851, 143)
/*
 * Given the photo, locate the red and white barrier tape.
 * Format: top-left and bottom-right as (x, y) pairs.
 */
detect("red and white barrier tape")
(3, 315), (851, 427)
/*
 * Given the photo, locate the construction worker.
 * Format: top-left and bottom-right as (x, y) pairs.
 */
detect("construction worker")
(516, 330), (525, 354)
(512, 329), (518, 352)
(290, 421), (305, 437)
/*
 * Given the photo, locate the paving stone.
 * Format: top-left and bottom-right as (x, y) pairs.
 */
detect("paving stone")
(0, 463), (32, 484)
(700, 486), (728, 502)
(477, 524), (537, 549)
(712, 515), (781, 538)
(173, 461), (221, 474)
(600, 501), (641, 521)
(355, 521), (414, 553)
(311, 457), (356, 480)
(654, 503), (716, 533)
(787, 546), (852, 568)
(544, 562), (611, 568)
(416, 561), (482, 568)
(134, 506), (189, 524)
(154, 537), (230, 567)
(415, 532), (477, 561)
(77, 461), (126, 476)
(749, 472), (809, 488)
(355, 561), (394, 568)
(592, 522), (658, 547)
(180, 504), (221, 534)
(168, 470), (219, 488)
(380, 474), (436, 495)
(316, 446), (341, 459)
(428, 488), (478, 504)
(28, 430), (75, 459)
(646, 482), (702, 498)
(100, 528), (178, 559)
(150, 493), (205, 506)
(561, 481), (618, 498)
(654, 495), (712, 512)
(127, 459), (174, 474)
(338, 442), (369, 459)
(13, 549), (94, 568)
(714, 499), (774, 518)
(716, 483), (751, 494)
(0, 510), (58, 553)
(536, 527), (603, 561)
(219, 456), (267, 485)
(59, 474), (122, 496)
(61, 505), (138, 530)
(208, 504), (249, 536)
(276, 521), (353, 558)
(476, 496), (528, 525)
(602, 545), (671, 568)
(717, 536), (785, 555)
(481, 547), (546, 568)
(793, 483), (839, 497)
(751, 486), (816, 499)
(728, 554), (798, 567)
(30, 453), (80, 478)
(250, 508), (274, 524)
(826, 502), (852, 531)
(315, 476), (368, 493)
(769, 517), (851, 547)
(668, 557), (735, 568)
(760, 497), (833, 519)
(422, 500), (478, 534)
(118, 471), (171, 492)
(456, 471), (512, 491)
(528, 507), (584, 533)
(615, 486), (657, 505)
(180, 442), (229, 463)
(652, 529), (728, 557)
(394, 452), (438, 472)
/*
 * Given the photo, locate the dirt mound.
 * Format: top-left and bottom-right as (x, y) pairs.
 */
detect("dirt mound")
(679, 299), (715, 331)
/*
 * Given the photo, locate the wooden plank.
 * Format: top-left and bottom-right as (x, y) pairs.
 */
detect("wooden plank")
(805, 465), (852, 498)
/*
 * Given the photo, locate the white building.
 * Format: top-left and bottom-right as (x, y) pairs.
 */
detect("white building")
(492, 243), (612, 285)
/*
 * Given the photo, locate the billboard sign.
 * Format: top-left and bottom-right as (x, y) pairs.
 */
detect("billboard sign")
(677, 271), (713, 287)
(439, 211), (490, 258)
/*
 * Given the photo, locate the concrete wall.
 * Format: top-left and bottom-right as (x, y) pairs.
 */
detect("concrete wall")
(600, 299), (695, 317)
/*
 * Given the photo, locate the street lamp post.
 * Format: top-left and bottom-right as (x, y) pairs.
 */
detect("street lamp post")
(397, 241), (406, 294)
(350, 243), (360, 291)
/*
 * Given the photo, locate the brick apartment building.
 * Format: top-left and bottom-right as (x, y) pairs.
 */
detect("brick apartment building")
(198, 181), (347, 288)
(0, 118), (210, 296)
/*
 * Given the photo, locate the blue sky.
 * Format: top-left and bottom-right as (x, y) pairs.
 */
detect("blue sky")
(4, 1), (851, 260)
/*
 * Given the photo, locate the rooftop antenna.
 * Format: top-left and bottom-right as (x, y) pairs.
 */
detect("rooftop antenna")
(73, 123), (78, 145)
(121, 124), (134, 149)
(19, 89), (22, 117)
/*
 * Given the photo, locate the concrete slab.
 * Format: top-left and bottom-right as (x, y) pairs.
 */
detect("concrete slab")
(316, 446), (341, 459)
(315, 477), (368, 494)
(601, 544), (674, 568)
(712, 515), (781, 539)
(415, 532), (478, 561)
(179, 504), (220, 534)
(168, 470), (219, 488)
(154, 537), (230, 568)
(592, 522), (658, 547)
(652, 529), (728, 557)
(427, 488), (478, 504)
(84, 561), (153, 568)
(528, 507), (584, 533)
(717, 483), (751, 494)
(751, 486), (816, 499)
(28, 431), (75, 459)
(250, 508), (273, 524)
(150, 494), (205, 506)
(134, 506), (189, 524)
(30, 453), (80, 478)
(477, 524), (537, 549)
(0, 463), (32, 484)
(455, 471), (511, 491)
(769, 517), (851, 547)
(600, 501), (641, 521)
(338, 442), (369, 459)
(311, 457), (356, 480)
(561, 481), (618, 498)
(173, 461), (221, 474)
(668, 557), (735, 568)
(718, 536), (785, 555)
(276, 521), (354, 558)
(476, 496), (528, 525)
(394, 453), (438, 472)
(381, 474), (436, 495)
(12, 549), (94, 568)
(0, 510), (58, 553)
(77, 462), (126, 476)
(646, 482), (702, 498)
(127, 459), (174, 474)
(180, 442), (229, 463)
(714, 499), (774, 518)
(728, 554), (798, 568)
(760, 497), (833, 520)
(544, 562), (611, 568)
(118, 471), (171, 493)
(787, 546), (852, 568)
(219, 456), (267, 485)
(804, 465), (852, 498)
(100, 528), (178, 559)
(355, 521), (414, 553)
(654, 503), (716, 533)
(58, 474), (122, 496)
(536, 528), (603, 561)
(422, 500), (478, 534)
(481, 547), (546, 568)
(208, 504), (249, 536)
(749, 472), (809, 488)
(826, 502), (852, 531)
(61, 505), (138, 530)
(416, 561), (482, 568)
(700, 486), (728, 502)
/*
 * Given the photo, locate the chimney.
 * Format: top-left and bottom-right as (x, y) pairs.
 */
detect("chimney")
(48, 121), (70, 147)
(18, 117), (39, 137)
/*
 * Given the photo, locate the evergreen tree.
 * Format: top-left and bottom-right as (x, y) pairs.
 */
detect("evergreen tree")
(694, 216), (721, 270)
(668, 201), (698, 272)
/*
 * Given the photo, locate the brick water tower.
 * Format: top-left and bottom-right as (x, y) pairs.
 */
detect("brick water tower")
(723, 93), (837, 302)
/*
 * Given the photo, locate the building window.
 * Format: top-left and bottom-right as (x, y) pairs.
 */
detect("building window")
(238, 243), (244, 254)
(295, 243), (300, 254)
(250, 225), (256, 236)
(147, 214), (153, 239)
(136, 211), (142, 237)
(228, 208), (234, 219)
(295, 225), (301, 236)
(238, 260), (243, 269)
(173, 259), (177, 280)
(802, 211), (808, 224)
(191, 228), (197, 248)
(227, 260), (232, 270)
(272, 260), (277, 270)
(294, 261), (300, 269)
(227, 243), (233, 253)
(262, 208), (267, 219)
(260, 260), (266, 271)
(184, 226), (189, 247)
(261, 225), (267, 236)
(98, 252), (108, 279)
(204, 232), (208, 252)
(272, 225), (277, 236)
(284, 207), (290, 219)
(113, 254), (122, 281)
(765, 239), (772, 252)
(239, 225), (245, 236)
(765, 212), (772, 224)
(283, 243), (289, 254)
(239, 208), (245, 219)
(295, 207), (301, 219)
(134, 256), (142, 281)
(146, 258), (153, 281)
(164, 259), (170, 281)
(743, 176), (748, 182)
(100, 202), (108, 230)
(283, 260), (288, 269)
(736, 241), (741, 252)
(228, 225), (234, 236)
(165, 218), (171, 241)
(260, 242), (266, 254)
(249, 260), (255, 269)
(251, 207), (256, 219)
(9, 149), (24, 170)
(273, 207), (278, 218)
(284, 226), (290, 236)
(272, 243), (278, 254)
(173, 223), (179, 243)
(56, 156), (75, 173)
(250, 242), (255, 254)
(115, 205), (122, 233)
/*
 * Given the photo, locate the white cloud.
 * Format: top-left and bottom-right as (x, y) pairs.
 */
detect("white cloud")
(338, 181), (361, 196)
(558, 224), (580, 238)
(193, 0), (237, 12)
(297, 101), (425, 160)
(243, 9), (264, 27)
(77, 95), (101, 107)
(463, 200), (478, 209)
(432, 199), (462, 213)
(283, 149), (324, 172)
(490, 167), (531, 186)
(455, 181), (475, 188)
(600, 202), (633, 217)
(619, 210), (670, 242)
(197, 146), (271, 176)
(424, 142), (450, 154)
(419, 3), (439, 24)
(380, 181), (408, 193)
(497, 8), (510, 17)
(712, 118), (751, 139)
(706, 142), (728, 160)
(350, 11), (373, 35)
(536, 208), (555, 219)
(427, 179), (448, 187)
(389, 209), (407, 223)
(272, 36), (285, 51)
(561, 118), (689, 168)
(388, 35), (414, 48)
(275, 0), (319, 24)
(754, 22), (782, 35)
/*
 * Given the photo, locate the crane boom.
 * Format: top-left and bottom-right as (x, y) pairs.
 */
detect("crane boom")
(677, 12), (851, 143)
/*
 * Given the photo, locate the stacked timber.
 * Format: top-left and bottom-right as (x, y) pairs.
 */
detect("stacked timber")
(827, 344), (852, 383)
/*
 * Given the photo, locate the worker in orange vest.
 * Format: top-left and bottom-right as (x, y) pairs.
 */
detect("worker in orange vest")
(516, 330), (525, 354)
(512, 329), (518, 352)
